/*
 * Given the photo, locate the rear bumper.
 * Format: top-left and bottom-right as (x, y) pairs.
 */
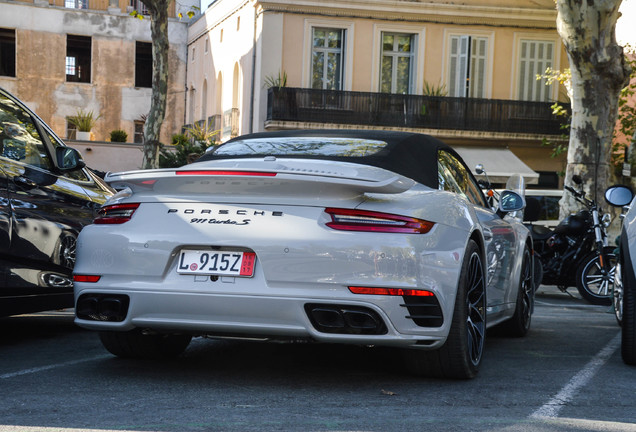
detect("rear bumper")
(74, 287), (449, 349)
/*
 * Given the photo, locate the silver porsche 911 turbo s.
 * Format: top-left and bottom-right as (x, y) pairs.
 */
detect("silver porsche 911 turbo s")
(73, 130), (534, 379)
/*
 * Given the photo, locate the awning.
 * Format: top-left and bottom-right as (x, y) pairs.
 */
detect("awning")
(454, 147), (539, 185)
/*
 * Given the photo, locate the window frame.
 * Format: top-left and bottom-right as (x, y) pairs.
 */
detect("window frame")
(512, 34), (559, 102)
(65, 0), (88, 9)
(310, 27), (345, 91)
(66, 34), (92, 84)
(0, 28), (16, 78)
(302, 19), (354, 91)
(372, 23), (425, 94)
(380, 32), (416, 94)
(134, 120), (145, 144)
(443, 29), (494, 99)
(135, 41), (152, 88)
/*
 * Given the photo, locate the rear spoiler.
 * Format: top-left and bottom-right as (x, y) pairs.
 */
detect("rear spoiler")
(104, 166), (416, 196)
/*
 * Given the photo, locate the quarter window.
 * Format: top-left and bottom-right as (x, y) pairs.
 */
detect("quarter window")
(438, 151), (487, 207)
(380, 32), (415, 94)
(449, 35), (487, 98)
(66, 35), (91, 83)
(311, 28), (344, 90)
(518, 40), (554, 101)
(0, 28), (16, 78)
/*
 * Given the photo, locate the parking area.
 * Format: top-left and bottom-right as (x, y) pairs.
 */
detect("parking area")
(1, 286), (635, 432)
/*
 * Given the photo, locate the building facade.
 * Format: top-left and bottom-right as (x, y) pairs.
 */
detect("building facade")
(0, 0), (198, 146)
(187, 0), (571, 187)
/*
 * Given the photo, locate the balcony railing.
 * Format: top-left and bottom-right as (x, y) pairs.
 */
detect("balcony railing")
(267, 87), (568, 136)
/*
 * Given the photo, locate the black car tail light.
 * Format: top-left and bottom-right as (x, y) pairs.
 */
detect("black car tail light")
(94, 203), (140, 224)
(325, 208), (434, 234)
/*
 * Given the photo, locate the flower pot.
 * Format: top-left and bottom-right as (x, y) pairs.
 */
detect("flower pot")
(76, 131), (91, 141)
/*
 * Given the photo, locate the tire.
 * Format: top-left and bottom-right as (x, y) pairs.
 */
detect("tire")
(575, 247), (616, 306)
(403, 239), (486, 379)
(99, 329), (192, 359)
(621, 239), (636, 365)
(501, 246), (533, 337)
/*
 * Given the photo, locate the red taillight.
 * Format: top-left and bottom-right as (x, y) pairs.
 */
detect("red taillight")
(325, 208), (434, 234)
(94, 203), (140, 224)
(176, 170), (277, 177)
(73, 275), (101, 283)
(349, 286), (435, 297)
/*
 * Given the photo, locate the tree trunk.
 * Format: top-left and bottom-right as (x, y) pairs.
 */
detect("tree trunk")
(556, 0), (631, 215)
(141, 0), (170, 169)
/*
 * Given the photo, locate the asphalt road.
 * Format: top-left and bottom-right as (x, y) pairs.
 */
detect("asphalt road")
(1, 286), (635, 432)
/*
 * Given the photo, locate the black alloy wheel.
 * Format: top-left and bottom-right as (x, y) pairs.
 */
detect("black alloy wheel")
(55, 234), (77, 269)
(501, 246), (533, 336)
(464, 246), (486, 367)
(620, 239), (636, 365)
(403, 239), (486, 379)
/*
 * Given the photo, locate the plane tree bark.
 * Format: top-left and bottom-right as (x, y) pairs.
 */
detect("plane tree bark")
(556, 0), (631, 213)
(140, 0), (170, 169)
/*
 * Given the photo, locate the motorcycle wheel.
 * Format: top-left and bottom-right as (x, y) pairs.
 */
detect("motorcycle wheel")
(575, 247), (616, 306)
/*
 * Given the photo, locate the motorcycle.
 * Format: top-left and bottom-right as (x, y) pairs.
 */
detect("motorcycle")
(525, 175), (615, 305)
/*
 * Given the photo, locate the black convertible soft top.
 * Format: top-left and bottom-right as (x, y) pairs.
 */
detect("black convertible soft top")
(198, 129), (464, 189)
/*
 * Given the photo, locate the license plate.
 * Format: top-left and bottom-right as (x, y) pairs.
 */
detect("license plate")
(177, 250), (256, 277)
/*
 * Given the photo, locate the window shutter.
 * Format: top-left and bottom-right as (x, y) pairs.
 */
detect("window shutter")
(449, 35), (470, 97)
(519, 40), (554, 101)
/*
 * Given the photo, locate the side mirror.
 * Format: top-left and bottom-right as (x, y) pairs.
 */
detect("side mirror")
(56, 146), (86, 171)
(499, 190), (526, 213)
(475, 164), (485, 175)
(605, 185), (634, 207)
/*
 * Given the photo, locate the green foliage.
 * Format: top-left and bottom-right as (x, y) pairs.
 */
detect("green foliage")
(612, 47), (636, 177)
(184, 122), (219, 144)
(535, 68), (570, 168)
(110, 129), (128, 143)
(540, 102), (571, 160)
(68, 109), (101, 132)
(159, 128), (217, 168)
(264, 70), (288, 89)
(422, 81), (448, 97)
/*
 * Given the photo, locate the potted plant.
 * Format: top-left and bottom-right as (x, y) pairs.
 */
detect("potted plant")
(68, 109), (101, 141)
(110, 129), (128, 142)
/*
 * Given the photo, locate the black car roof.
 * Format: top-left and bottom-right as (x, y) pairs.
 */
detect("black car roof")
(198, 129), (463, 189)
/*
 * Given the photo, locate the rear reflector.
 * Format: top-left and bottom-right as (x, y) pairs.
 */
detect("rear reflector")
(73, 275), (101, 283)
(325, 208), (434, 234)
(176, 170), (277, 177)
(349, 286), (434, 297)
(94, 203), (140, 224)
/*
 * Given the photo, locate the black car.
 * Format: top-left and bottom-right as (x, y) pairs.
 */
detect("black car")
(0, 87), (113, 316)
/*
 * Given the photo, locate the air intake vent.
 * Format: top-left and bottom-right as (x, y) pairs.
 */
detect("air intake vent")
(401, 296), (443, 327)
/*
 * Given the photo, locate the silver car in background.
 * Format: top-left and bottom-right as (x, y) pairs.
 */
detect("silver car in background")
(73, 130), (534, 379)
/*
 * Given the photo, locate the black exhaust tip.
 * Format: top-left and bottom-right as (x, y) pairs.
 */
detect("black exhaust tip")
(311, 308), (346, 329)
(76, 294), (129, 322)
(305, 304), (387, 335)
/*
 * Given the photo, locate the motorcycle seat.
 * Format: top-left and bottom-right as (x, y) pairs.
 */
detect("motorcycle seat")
(528, 224), (554, 241)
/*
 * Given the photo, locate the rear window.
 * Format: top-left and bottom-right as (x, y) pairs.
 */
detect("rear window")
(211, 137), (388, 158)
